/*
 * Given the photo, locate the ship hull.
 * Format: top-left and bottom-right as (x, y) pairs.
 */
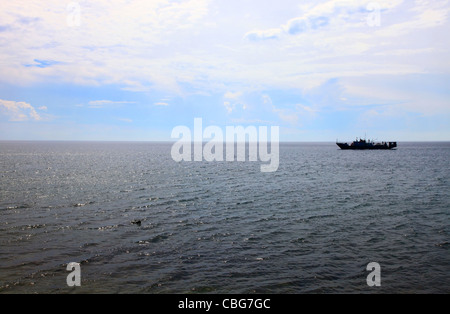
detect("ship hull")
(336, 142), (397, 150)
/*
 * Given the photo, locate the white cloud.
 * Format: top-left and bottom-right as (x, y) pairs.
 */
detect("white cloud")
(244, 28), (283, 41)
(154, 102), (169, 106)
(262, 94), (272, 105)
(0, 0), (449, 119)
(224, 91), (243, 99)
(244, 15), (330, 41)
(0, 0), (211, 89)
(223, 101), (234, 113)
(272, 103), (318, 126)
(0, 99), (41, 121)
(223, 91), (246, 113)
(273, 107), (299, 125)
(340, 75), (450, 116)
(88, 100), (136, 108)
(231, 118), (275, 125)
(116, 118), (133, 123)
(298, 0), (404, 19)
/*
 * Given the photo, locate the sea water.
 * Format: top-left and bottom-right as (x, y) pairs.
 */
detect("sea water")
(0, 141), (448, 293)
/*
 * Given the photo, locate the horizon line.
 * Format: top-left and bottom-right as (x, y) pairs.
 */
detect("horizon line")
(1, 139), (449, 143)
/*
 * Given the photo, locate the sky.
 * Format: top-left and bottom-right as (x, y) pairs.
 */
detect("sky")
(0, 0), (449, 141)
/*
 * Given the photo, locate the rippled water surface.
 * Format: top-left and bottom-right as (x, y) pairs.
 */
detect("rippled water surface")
(0, 141), (448, 293)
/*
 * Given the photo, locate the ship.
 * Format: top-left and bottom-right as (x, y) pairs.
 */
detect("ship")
(336, 138), (397, 150)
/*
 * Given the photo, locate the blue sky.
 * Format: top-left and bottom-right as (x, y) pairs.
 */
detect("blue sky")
(0, 0), (449, 141)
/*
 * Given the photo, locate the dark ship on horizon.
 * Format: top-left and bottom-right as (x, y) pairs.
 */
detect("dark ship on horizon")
(336, 138), (397, 150)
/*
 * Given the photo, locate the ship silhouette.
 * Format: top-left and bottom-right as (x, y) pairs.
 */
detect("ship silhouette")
(336, 138), (397, 150)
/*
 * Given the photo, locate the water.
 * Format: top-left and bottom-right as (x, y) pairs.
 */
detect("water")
(0, 141), (448, 293)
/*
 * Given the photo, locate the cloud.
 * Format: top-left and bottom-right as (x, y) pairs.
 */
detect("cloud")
(298, 0), (404, 19)
(0, 25), (11, 32)
(272, 107), (299, 125)
(262, 95), (272, 105)
(88, 100), (136, 108)
(231, 118), (275, 125)
(284, 18), (309, 35)
(1, 0), (446, 98)
(272, 103), (318, 126)
(309, 16), (330, 29)
(24, 59), (62, 68)
(0, 0), (449, 140)
(38, 106), (48, 110)
(374, 2), (450, 37)
(0, 0), (212, 88)
(339, 74), (450, 116)
(245, 12), (332, 41)
(116, 118), (133, 123)
(224, 91), (243, 99)
(223, 101), (234, 113)
(244, 28), (283, 41)
(0, 99), (41, 121)
(223, 91), (246, 113)
(244, 0), (409, 43)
